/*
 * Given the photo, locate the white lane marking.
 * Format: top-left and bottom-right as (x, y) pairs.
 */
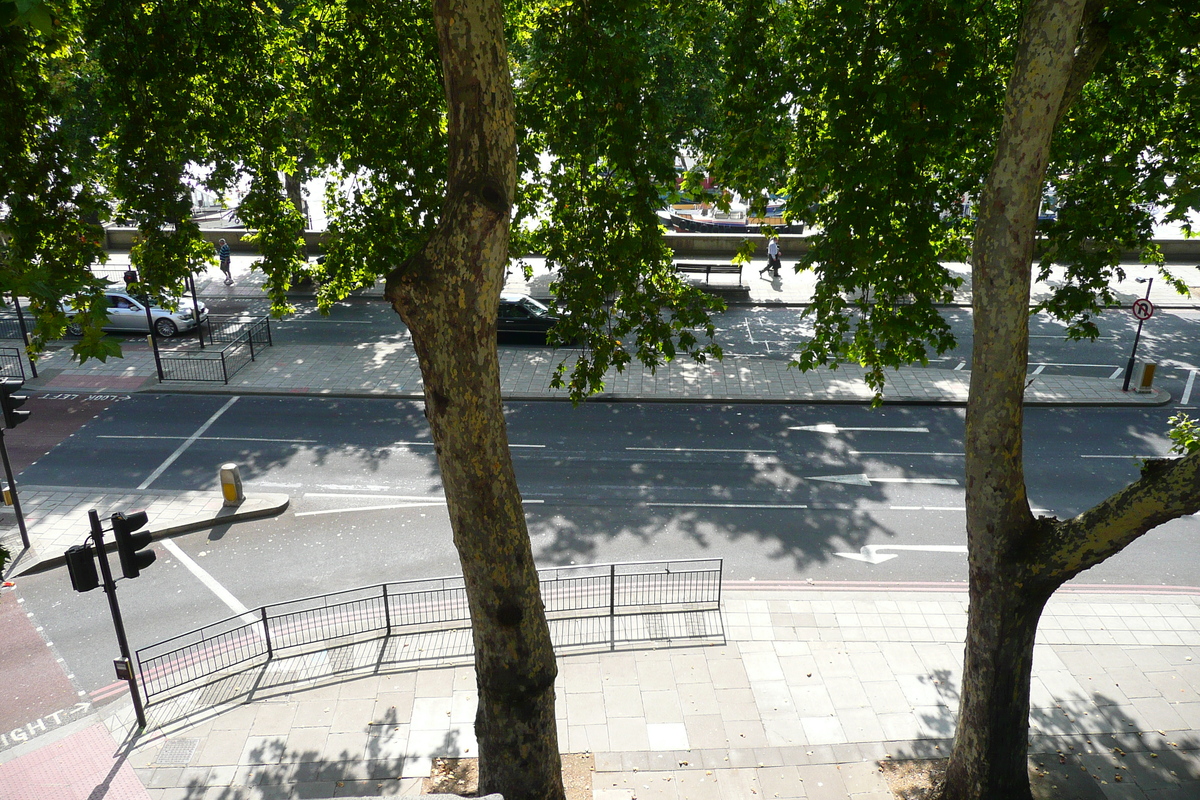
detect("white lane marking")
(1029, 362), (1120, 368)
(807, 473), (959, 486)
(790, 424), (930, 434)
(295, 499), (545, 517)
(382, 441), (544, 449)
(138, 397), (239, 490)
(305, 492), (445, 501)
(954, 362), (966, 371)
(1109, 367), (1125, 379)
(849, 451), (963, 457)
(1182, 370), (1197, 405)
(1080, 454), (1181, 459)
(836, 544), (967, 564)
(644, 502), (809, 509)
(1031, 365), (1046, 375)
(159, 539), (252, 620)
(744, 317), (756, 344)
(100, 435), (317, 443)
(626, 447), (777, 454)
(890, 506), (966, 511)
(295, 502), (447, 517)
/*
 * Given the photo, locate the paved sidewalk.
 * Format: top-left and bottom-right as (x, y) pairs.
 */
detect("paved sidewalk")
(5, 586), (1195, 799)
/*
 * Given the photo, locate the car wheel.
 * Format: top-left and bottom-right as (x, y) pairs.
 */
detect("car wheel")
(154, 318), (178, 338)
(66, 320), (84, 336)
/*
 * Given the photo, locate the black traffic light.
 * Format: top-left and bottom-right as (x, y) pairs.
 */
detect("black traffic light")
(0, 378), (29, 429)
(112, 510), (154, 579)
(65, 544), (100, 592)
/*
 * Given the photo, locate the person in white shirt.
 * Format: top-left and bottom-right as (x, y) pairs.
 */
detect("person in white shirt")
(760, 237), (781, 277)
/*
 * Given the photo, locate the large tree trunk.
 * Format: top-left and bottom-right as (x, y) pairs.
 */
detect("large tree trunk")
(384, 1), (565, 798)
(941, 0), (1086, 798)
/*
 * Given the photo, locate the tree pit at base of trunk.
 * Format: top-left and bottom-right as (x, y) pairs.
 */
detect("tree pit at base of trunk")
(424, 753), (593, 798)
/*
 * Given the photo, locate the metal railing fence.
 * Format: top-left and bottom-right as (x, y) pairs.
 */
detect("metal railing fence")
(0, 347), (26, 380)
(0, 314), (24, 341)
(160, 329), (255, 383)
(135, 559), (721, 704)
(204, 315), (272, 347)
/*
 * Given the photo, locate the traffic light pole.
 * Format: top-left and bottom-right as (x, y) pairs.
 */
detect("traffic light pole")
(0, 427), (29, 549)
(89, 509), (148, 728)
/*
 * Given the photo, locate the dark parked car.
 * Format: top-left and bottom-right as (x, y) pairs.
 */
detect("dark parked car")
(498, 293), (559, 339)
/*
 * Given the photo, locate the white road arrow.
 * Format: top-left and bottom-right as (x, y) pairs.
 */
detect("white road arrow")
(807, 473), (959, 486)
(790, 424), (930, 434)
(835, 544), (968, 564)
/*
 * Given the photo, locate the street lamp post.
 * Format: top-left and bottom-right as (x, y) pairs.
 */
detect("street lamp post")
(1121, 277), (1153, 392)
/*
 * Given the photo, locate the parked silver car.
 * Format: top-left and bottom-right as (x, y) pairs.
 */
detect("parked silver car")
(66, 290), (208, 338)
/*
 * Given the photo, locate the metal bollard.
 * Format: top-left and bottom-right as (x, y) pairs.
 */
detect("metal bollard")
(219, 463), (245, 506)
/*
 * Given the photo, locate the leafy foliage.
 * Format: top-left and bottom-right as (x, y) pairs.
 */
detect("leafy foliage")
(1169, 413), (1200, 456)
(512, 0), (727, 397)
(1036, 1), (1200, 337)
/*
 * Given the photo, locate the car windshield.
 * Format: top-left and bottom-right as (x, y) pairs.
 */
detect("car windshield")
(520, 298), (550, 317)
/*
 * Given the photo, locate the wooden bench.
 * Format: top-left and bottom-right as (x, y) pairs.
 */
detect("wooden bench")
(675, 262), (744, 287)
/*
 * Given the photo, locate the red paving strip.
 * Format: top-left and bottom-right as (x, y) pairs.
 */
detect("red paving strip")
(0, 593), (83, 737)
(0, 722), (150, 800)
(42, 375), (150, 390)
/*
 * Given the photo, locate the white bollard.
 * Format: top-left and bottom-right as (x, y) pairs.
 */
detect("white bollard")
(219, 463), (245, 507)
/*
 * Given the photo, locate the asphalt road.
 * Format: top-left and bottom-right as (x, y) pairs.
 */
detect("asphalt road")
(10, 394), (1200, 699)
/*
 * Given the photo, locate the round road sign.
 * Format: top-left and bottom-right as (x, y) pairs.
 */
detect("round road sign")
(1132, 298), (1154, 321)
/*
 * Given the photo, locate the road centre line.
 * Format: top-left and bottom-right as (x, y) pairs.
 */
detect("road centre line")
(159, 538), (254, 621)
(790, 424), (930, 433)
(305, 492), (446, 501)
(644, 502), (809, 509)
(138, 397), (239, 490)
(100, 435), (318, 443)
(848, 451), (964, 457)
(1183, 370), (1196, 405)
(384, 441), (545, 449)
(626, 447), (777, 453)
(1081, 454), (1181, 459)
(296, 498), (544, 517)
(641, 502), (974, 512)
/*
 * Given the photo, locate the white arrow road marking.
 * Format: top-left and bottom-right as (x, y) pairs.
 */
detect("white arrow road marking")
(789, 424), (930, 434)
(807, 474), (960, 486)
(835, 544), (968, 564)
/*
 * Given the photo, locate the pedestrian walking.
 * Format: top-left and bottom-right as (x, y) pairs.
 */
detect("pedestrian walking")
(760, 236), (781, 277)
(218, 238), (232, 285)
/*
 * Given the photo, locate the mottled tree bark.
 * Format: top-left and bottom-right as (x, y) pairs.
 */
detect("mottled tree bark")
(384, 1), (565, 798)
(942, 1), (1086, 798)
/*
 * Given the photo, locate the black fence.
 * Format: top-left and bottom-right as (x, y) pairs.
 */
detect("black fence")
(135, 559), (723, 704)
(204, 314), (272, 347)
(160, 316), (270, 383)
(0, 314), (23, 341)
(0, 347), (25, 380)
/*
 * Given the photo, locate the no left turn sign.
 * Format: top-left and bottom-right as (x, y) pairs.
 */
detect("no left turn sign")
(1132, 298), (1154, 321)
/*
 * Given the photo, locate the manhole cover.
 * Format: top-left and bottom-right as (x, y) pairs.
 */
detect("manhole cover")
(156, 738), (199, 765)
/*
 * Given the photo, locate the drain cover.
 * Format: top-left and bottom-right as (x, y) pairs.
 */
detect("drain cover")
(156, 738), (199, 765)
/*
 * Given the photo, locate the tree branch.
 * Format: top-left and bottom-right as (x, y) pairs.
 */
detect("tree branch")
(1056, 0), (1111, 125)
(1041, 449), (1200, 581)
